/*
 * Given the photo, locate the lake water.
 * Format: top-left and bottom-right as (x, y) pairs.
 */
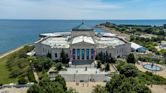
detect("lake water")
(0, 20), (166, 54)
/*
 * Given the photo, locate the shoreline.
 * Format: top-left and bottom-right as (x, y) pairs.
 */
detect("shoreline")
(100, 25), (130, 41)
(0, 46), (24, 59)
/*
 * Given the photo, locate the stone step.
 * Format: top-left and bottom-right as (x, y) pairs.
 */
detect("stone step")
(70, 64), (95, 68)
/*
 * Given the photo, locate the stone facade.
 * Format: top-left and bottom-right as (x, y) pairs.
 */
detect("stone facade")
(35, 23), (131, 63)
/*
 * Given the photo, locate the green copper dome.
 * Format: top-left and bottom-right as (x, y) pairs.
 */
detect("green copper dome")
(72, 22), (94, 31)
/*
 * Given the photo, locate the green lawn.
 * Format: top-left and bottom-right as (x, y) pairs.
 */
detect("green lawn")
(0, 45), (34, 84)
(0, 54), (18, 84)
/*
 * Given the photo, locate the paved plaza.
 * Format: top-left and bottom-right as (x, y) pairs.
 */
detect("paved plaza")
(66, 82), (106, 93)
(59, 67), (110, 82)
(49, 67), (111, 82)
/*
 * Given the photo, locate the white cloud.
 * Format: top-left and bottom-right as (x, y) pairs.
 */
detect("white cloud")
(0, 0), (165, 19)
(0, 0), (122, 19)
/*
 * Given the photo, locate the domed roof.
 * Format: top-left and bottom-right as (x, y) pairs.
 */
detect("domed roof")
(72, 22), (94, 31)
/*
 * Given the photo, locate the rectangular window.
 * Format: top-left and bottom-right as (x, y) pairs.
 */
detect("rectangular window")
(77, 49), (80, 60)
(86, 49), (89, 60)
(55, 53), (57, 58)
(82, 49), (85, 60)
(91, 49), (94, 59)
(109, 53), (112, 57)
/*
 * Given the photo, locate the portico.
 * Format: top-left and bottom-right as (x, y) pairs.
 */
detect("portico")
(71, 48), (96, 61)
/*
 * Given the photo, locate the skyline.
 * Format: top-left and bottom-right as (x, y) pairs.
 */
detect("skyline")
(0, 0), (166, 19)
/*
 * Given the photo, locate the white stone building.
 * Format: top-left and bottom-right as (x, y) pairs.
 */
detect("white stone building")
(34, 22), (131, 64)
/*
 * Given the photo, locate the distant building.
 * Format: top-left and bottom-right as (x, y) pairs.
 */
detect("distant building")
(139, 34), (157, 39)
(160, 41), (166, 49)
(34, 22), (131, 64)
(131, 42), (147, 53)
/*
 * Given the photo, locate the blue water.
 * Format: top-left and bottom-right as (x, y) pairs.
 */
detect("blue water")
(143, 64), (162, 71)
(0, 20), (166, 54)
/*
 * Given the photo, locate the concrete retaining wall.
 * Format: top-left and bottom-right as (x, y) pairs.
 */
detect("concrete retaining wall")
(60, 74), (107, 82)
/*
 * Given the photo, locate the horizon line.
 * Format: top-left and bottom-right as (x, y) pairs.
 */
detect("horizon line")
(0, 19), (166, 21)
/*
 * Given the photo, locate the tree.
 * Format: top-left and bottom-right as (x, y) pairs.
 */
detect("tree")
(95, 54), (100, 60)
(164, 53), (166, 64)
(0, 83), (3, 86)
(54, 75), (67, 91)
(27, 76), (67, 93)
(97, 60), (101, 68)
(32, 56), (53, 72)
(164, 24), (166, 29)
(27, 84), (44, 93)
(67, 88), (78, 93)
(18, 77), (28, 84)
(105, 63), (110, 71)
(119, 64), (138, 77)
(56, 62), (63, 71)
(99, 51), (104, 63)
(106, 75), (151, 93)
(92, 85), (108, 93)
(60, 49), (68, 64)
(47, 52), (52, 58)
(127, 53), (136, 64)
(160, 50), (166, 64)
(105, 51), (109, 63)
(110, 57), (116, 63)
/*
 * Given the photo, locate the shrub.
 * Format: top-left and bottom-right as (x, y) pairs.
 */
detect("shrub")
(119, 64), (138, 77)
(18, 77), (28, 84)
(56, 62), (63, 71)
(92, 85), (108, 93)
(28, 76), (67, 93)
(27, 69), (36, 82)
(106, 75), (151, 93)
(105, 63), (110, 71)
(32, 56), (53, 72)
(97, 60), (101, 68)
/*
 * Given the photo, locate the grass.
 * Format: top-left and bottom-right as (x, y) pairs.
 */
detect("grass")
(0, 52), (19, 84)
(0, 45), (34, 84)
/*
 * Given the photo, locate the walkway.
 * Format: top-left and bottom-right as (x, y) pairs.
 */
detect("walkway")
(67, 82), (106, 93)
(0, 87), (28, 93)
(135, 62), (166, 78)
(148, 85), (166, 93)
(33, 71), (39, 83)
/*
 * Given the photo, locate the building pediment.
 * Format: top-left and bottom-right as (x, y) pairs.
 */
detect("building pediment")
(71, 41), (95, 46)
(71, 36), (95, 45)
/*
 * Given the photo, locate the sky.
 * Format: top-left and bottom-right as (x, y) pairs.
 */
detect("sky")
(0, 0), (166, 19)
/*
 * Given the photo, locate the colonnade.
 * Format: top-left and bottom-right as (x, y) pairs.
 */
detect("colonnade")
(71, 48), (96, 60)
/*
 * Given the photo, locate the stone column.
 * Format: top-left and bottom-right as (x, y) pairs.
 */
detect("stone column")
(90, 49), (92, 60)
(70, 48), (72, 61)
(94, 48), (96, 60)
(75, 48), (77, 60)
(89, 49), (91, 60)
(80, 48), (82, 60)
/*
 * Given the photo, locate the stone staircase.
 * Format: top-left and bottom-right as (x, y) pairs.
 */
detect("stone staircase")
(70, 60), (95, 68)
